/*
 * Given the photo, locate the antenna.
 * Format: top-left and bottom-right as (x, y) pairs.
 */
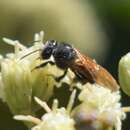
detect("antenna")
(29, 40), (41, 45)
(20, 49), (41, 60)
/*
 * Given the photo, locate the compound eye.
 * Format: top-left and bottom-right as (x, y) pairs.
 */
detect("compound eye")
(41, 40), (58, 59)
(62, 50), (70, 59)
(41, 47), (52, 59)
(61, 48), (75, 60)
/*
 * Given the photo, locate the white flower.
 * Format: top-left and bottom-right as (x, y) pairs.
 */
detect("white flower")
(0, 31), (57, 114)
(72, 83), (127, 130)
(14, 90), (76, 130)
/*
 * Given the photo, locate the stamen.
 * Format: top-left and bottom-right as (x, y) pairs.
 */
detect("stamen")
(115, 117), (121, 130)
(34, 97), (51, 113)
(67, 89), (76, 113)
(122, 107), (130, 112)
(3, 38), (26, 49)
(14, 115), (41, 125)
(52, 99), (59, 112)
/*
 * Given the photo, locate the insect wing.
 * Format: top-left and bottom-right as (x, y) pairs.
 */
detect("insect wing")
(74, 49), (119, 91)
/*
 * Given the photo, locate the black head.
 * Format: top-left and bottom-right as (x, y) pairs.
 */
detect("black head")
(53, 43), (76, 69)
(41, 40), (57, 59)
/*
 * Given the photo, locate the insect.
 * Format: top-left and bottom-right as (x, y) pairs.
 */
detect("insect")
(21, 40), (119, 91)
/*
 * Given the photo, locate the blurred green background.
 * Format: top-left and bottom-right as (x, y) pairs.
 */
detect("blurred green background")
(0, 0), (130, 130)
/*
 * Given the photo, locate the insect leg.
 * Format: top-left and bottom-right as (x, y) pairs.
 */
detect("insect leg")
(73, 71), (88, 84)
(54, 69), (68, 82)
(32, 61), (55, 71)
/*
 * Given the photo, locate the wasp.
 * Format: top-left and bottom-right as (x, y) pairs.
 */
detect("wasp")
(21, 40), (119, 91)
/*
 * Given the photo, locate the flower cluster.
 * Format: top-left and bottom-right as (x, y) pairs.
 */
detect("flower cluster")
(72, 83), (125, 130)
(0, 32), (130, 130)
(14, 83), (129, 130)
(14, 90), (76, 130)
(0, 31), (58, 115)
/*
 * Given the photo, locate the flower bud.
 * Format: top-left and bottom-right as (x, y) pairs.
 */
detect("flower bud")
(119, 53), (130, 96)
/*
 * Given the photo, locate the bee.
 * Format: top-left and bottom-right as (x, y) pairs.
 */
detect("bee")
(21, 40), (119, 91)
